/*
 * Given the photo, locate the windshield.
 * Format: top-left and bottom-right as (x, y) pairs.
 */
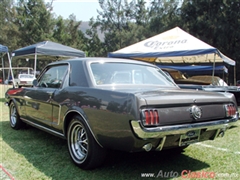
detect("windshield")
(90, 62), (176, 86)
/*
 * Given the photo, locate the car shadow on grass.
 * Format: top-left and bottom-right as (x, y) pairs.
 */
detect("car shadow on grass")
(1, 121), (210, 180)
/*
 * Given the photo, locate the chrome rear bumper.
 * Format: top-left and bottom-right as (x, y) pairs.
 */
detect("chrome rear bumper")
(131, 113), (239, 139)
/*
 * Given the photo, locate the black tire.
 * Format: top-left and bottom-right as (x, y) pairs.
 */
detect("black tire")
(9, 102), (25, 130)
(67, 115), (106, 170)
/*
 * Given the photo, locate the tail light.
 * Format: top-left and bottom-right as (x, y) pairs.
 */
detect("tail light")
(142, 109), (159, 126)
(7, 88), (23, 95)
(224, 104), (236, 117)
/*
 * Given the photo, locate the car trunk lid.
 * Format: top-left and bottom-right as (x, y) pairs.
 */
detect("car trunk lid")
(136, 89), (236, 126)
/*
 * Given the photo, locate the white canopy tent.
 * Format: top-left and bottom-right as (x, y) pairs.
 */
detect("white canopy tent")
(108, 27), (235, 65)
(108, 27), (236, 84)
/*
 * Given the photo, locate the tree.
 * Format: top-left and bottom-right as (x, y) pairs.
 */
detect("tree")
(14, 0), (55, 46)
(181, 0), (240, 82)
(52, 17), (67, 43)
(0, 0), (19, 50)
(65, 15), (85, 49)
(53, 14), (88, 53)
(87, 0), (151, 56)
(148, 0), (182, 36)
(134, 0), (150, 26)
(85, 18), (105, 57)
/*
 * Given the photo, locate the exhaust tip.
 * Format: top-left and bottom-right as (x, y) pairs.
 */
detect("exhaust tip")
(218, 130), (225, 137)
(142, 143), (153, 152)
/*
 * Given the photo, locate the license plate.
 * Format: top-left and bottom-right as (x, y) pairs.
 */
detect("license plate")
(179, 130), (201, 146)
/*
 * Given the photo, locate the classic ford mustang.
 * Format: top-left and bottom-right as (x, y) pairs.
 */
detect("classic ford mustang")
(5, 57), (239, 169)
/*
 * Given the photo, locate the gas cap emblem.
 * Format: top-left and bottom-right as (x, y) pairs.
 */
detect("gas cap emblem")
(190, 105), (202, 120)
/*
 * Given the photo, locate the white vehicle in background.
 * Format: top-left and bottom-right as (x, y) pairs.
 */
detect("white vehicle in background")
(15, 74), (36, 88)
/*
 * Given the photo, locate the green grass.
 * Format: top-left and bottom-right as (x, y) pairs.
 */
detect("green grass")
(1, 84), (240, 180)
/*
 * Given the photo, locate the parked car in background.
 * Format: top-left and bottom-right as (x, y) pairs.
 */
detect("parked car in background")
(5, 58), (239, 169)
(161, 68), (228, 86)
(14, 74), (36, 88)
(161, 68), (209, 85)
(161, 67), (240, 106)
(189, 75), (228, 86)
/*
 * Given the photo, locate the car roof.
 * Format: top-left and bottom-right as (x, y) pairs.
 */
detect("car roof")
(48, 57), (156, 67)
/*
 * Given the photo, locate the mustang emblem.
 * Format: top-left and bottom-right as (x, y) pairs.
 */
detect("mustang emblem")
(190, 105), (202, 120)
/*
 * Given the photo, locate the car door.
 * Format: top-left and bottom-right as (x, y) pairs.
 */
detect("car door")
(24, 65), (68, 128)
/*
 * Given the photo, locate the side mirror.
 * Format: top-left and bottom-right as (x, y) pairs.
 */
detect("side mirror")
(33, 79), (38, 86)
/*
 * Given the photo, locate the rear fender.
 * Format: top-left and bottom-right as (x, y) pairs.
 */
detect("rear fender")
(63, 106), (103, 147)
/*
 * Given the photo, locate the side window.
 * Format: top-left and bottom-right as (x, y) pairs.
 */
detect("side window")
(38, 65), (68, 88)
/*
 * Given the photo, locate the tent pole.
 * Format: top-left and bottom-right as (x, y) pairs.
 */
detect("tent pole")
(34, 53), (37, 77)
(222, 68), (225, 83)
(1, 55), (5, 82)
(212, 53), (216, 85)
(234, 66), (236, 86)
(8, 53), (15, 88)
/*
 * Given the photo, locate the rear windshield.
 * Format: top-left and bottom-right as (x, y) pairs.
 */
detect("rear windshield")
(90, 62), (176, 86)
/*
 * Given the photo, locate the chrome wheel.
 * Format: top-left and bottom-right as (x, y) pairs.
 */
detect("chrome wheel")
(67, 116), (106, 169)
(9, 102), (24, 130)
(10, 105), (17, 126)
(70, 123), (88, 162)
